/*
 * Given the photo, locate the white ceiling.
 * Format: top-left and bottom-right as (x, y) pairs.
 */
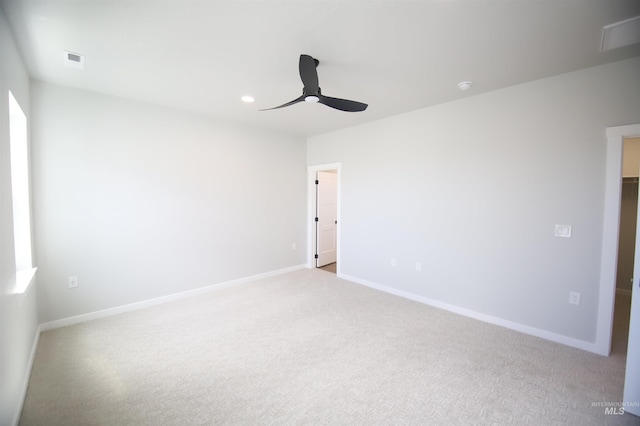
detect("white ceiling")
(2, 0), (640, 138)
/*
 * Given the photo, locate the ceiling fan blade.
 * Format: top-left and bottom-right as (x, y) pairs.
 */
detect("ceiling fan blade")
(318, 94), (368, 112)
(299, 54), (319, 94)
(259, 94), (305, 111)
(261, 54), (368, 113)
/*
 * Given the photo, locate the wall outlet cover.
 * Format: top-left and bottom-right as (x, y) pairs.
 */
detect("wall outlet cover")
(68, 276), (78, 288)
(569, 291), (580, 305)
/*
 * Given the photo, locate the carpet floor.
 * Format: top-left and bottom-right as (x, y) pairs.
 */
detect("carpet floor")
(19, 269), (640, 425)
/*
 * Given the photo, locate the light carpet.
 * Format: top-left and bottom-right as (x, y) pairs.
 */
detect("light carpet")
(19, 269), (640, 425)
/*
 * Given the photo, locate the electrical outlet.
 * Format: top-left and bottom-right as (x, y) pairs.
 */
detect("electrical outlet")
(292, 243), (297, 250)
(416, 262), (422, 272)
(68, 276), (78, 289)
(569, 291), (580, 305)
(391, 258), (397, 267)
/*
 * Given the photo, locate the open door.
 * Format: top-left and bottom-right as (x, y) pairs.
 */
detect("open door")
(316, 171), (337, 267)
(624, 162), (640, 417)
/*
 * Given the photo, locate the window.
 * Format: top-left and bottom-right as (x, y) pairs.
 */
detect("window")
(8, 90), (35, 293)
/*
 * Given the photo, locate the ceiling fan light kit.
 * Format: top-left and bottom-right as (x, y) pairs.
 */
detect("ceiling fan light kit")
(261, 54), (368, 112)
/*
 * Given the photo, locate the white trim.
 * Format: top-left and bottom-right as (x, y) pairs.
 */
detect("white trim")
(15, 267), (37, 296)
(40, 265), (306, 331)
(12, 325), (41, 426)
(597, 124), (640, 356)
(339, 272), (599, 354)
(307, 163), (341, 274)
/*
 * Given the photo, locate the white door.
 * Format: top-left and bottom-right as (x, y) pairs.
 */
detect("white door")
(316, 171), (337, 267)
(625, 171), (640, 416)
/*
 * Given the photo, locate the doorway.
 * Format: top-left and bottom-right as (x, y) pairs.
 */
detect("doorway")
(316, 170), (338, 272)
(307, 163), (341, 275)
(601, 125), (640, 417)
(612, 139), (640, 355)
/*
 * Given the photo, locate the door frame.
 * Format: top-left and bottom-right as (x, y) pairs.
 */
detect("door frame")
(598, 124), (640, 355)
(307, 163), (341, 273)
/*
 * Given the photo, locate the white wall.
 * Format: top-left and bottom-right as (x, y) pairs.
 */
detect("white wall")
(0, 6), (39, 425)
(31, 82), (307, 323)
(308, 57), (640, 345)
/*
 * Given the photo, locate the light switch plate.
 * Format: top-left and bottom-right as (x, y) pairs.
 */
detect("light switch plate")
(554, 224), (572, 238)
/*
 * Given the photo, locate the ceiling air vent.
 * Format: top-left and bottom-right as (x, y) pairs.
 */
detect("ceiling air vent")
(601, 16), (640, 52)
(63, 51), (85, 70)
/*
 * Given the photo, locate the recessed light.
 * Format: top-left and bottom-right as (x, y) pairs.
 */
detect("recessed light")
(241, 95), (254, 103)
(457, 81), (472, 91)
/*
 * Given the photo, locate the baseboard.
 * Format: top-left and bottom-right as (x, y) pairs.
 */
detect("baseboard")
(40, 264), (306, 331)
(12, 324), (41, 426)
(339, 272), (599, 355)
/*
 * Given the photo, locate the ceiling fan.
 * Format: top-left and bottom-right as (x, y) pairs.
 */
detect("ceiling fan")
(261, 54), (368, 112)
